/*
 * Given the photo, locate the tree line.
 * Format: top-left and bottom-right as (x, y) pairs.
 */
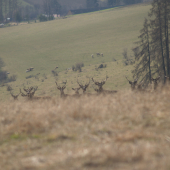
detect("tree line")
(0, 0), (61, 23)
(132, 0), (170, 86)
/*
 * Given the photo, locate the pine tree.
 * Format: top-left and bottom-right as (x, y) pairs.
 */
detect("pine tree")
(0, 0), (4, 23)
(132, 18), (152, 85)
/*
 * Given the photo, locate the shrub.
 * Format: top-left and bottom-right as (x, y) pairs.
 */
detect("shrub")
(7, 74), (17, 82)
(6, 84), (12, 91)
(38, 14), (48, 22)
(98, 64), (107, 69)
(25, 75), (34, 79)
(0, 71), (7, 82)
(51, 70), (58, 77)
(72, 65), (76, 71)
(72, 62), (84, 72)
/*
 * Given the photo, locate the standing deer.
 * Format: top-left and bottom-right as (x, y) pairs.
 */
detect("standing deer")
(92, 76), (117, 94)
(10, 91), (20, 100)
(77, 79), (90, 94)
(125, 76), (138, 90)
(151, 76), (160, 90)
(56, 82), (69, 98)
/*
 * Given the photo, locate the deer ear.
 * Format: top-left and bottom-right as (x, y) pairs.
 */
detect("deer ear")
(72, 88), (75, 90)
(129, 81), (132, 84)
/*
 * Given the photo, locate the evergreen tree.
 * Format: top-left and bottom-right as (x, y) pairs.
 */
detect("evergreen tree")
(132, 18), (152, 85)
(86, 0), (99, 8)
(0, 0), (4, 23)
(133, 0), (170, 85)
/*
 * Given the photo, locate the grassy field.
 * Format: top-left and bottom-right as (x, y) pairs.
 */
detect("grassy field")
(0, 4), (150, 100)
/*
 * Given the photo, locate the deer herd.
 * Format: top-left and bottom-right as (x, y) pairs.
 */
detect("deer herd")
(9, 75), (163, 100)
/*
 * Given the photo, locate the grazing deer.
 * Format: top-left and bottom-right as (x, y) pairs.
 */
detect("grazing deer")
(151, 76), (160, 90)
(92, 76), (117, 94)
(125, 76), (138, 90)
(26, 67), (34, 73)
(77, 79), (90, 94)
(56, 82), (70, 98)
(10, 91), (20, 100)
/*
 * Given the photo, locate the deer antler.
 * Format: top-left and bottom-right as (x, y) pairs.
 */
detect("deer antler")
(10, 91), (20, 100)
(20, 89), (27, 97)
(85, 78), (90, 87)
(55, 82), (61, 89)
(92, 77), (99, 85)
(125, 76), (130, 82)
(77, 79), (83, 87)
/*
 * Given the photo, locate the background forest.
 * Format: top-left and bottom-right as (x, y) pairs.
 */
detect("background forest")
(0, 0), (151, 23)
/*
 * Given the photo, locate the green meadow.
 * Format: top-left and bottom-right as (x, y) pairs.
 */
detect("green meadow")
(0, 4), (151, 100)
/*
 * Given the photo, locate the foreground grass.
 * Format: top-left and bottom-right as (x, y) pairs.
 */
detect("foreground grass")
(1, 86), (170, 170)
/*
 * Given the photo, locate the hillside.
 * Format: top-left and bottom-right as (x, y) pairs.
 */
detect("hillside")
(0, 4), (151, 101)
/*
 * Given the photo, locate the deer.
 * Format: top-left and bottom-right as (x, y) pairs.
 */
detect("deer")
(72, 87), (81, 97)
(26, 67), (34, 73)
(56, 81), (70, 98)
(77, 78), (90, 94)
(10, 91), (20, 100)
(125, 76), (138, 90)
(92, 76), (117, 94)
(20, 86), (51, 100)
(20, 86), (38, 99)
(151, 76), (160, 90)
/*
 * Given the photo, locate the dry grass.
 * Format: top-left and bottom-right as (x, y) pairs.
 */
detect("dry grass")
(1, 86), (170, 170)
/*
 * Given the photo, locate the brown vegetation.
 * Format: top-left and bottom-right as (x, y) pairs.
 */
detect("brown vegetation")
(1, 86), (170, 169)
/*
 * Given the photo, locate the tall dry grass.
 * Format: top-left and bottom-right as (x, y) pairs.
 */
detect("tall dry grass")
(1, 86), (170, 170)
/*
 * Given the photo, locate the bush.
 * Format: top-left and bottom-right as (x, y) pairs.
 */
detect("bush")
(72, 65), (76, 71)
(25, 75), (34, 79)
(7, 75), (17, 82)
(72, 62), (84, 72)
(6, 84), (12, 91)
(38, 14), (48, 22)
(51, 70), (58, 77)
(0, 71), (7, 82)
(98, 64), (107, 69)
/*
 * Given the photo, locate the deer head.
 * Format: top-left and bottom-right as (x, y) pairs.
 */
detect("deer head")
(20, 86), (38, 99)
(125, 76), (138, 90)
(56, 82), (66, 97)
(151, 76), (160, 90)
(77, 78), (90, 93)
(10, 91), (20, 100)
(72, 87), (81, 94)
(92, 76), (108, 92)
